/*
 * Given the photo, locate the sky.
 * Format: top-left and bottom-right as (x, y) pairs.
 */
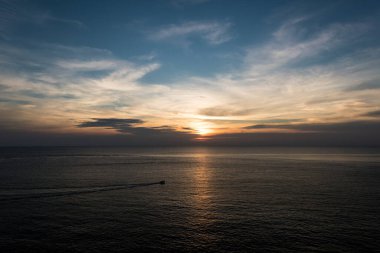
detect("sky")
(0, 0), (380, 146)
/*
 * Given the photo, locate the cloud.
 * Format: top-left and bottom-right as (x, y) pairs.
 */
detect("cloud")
(4, 117), (380, 147)
(243, 120), (380, 133)
(0, 41), (164, 136)
(149, 20), (232, 45)
(74, 118), (198, 146)
(77, 118), (143, 129)
(0, 41), (160, 91)
(41, 14), (85, 29)
(0, 0), (85, 38)
(252, 119), (302, 124)
(0, 0), (18, 37)
(202, 130), (380, 147)
(346, 79), (380, 91)
(0, 129), (197, 146)
(0, 97), (31, 105)
(77, 117), (191, 136)
(243, 22), (372, 76)
(55, 60), (121, 71)
(199, 106), (255, 117)
(363, 110), (380, 118)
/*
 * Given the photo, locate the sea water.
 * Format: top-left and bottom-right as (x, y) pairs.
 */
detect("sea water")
(0, 147), (379, 252)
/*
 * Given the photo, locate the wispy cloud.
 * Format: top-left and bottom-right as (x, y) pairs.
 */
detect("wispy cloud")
(55, 60), (121, 71)
(243, 120), (380, 133)
(149, 20), (232, 46)
(199, 106), (256, 117)
(0, 0), (85, 38)
(345, 79), (380, 91)
(0, 42), (163, 133)
(243, 21), (372, 76)
(40, 14), (86, 29)
(0, 0), (14, 32)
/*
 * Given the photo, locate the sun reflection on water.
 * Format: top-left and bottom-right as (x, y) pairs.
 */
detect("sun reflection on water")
(186, 150), (218, 244)
(193, 154), (212, 202)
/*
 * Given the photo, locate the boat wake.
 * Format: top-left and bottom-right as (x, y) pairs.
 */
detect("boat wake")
(0, 181), (165, 201)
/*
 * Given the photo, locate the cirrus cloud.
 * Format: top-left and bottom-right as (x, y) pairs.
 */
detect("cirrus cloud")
(148, 20), (232, 46)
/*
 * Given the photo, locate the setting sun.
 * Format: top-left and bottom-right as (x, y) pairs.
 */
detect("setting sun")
(197, 127), (212, 136)
(191, 122), (214, 136)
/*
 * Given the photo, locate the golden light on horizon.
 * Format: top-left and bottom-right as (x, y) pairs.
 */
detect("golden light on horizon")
(191, 121), (214, 136)
(197, 127), (212, 136)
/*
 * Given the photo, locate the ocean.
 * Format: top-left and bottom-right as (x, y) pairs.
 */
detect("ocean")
(0, 147), (379, 252)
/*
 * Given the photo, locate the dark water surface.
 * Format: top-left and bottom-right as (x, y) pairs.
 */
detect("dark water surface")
(0, 147), (379, 252)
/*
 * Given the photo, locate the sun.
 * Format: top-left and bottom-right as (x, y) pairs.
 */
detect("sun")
(197, 127), (212, 136)
(191, 122), (214, 136)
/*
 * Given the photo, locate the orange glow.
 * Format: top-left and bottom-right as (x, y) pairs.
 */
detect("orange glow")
(191, 121), (214, 136)
(197, 127), (212, 135)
